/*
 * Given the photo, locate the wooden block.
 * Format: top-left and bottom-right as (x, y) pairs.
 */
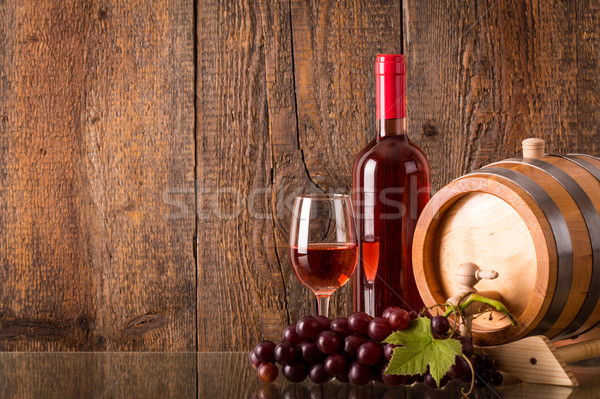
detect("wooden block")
(484, 336), (578, 386)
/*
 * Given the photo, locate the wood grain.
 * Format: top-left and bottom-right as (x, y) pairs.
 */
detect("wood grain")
(435, 192), (538, 322)
(485, 336), (578, 386)
(0, 0), (97, 350)
(404, 0), (600, 191)
(413, 175), (557, 345)
(1, 0), (600, 351)
(82, 0), (196, 351)
(0, 0), (196, 350)
(258, 0), (320, 327)
(195, 0), (290, 350)
(413, 153), (600, 345)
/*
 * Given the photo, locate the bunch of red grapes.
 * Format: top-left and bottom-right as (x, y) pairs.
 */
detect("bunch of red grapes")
(428, 315), (503, 389)
(249, 308), (503, 389)
(471, 352), (503, 388)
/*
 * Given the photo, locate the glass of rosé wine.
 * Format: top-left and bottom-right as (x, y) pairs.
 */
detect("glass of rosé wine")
(289, 194), (358, 317)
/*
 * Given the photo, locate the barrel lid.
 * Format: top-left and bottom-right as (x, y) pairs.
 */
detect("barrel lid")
(435, 192), (537, 323)
(413, 175), (552, 345)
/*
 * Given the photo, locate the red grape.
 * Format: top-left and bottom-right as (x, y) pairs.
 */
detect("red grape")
(250, 312), (482, 388)
(404, 375), (417, 385)
(348, 361), (373, 386)
(282, 324), (302, 345)
(314, 315), (331, 331)
(282, 362), (308, 383)
(296, 316), (319, 341)
(368, 317), (392, 341)
(357, 341), (383, 366)
(249, 349), (262, 369)
(408, 310), (418, 320)
(343, 334), (365, 358)
(458, 336), (474, 357)
(275, 341), (299, 365)
(373, 370), (384, 384)
(480, 367), (494, 380)
(382, 306), (401, 320)
(474, 375), (486, 388)
(383, 343), (397, 360)
(255, 341), (276, 363)
(490, 371), (503, 386)
(388, 309), (411, 331)
(382, 373), (406, 386)
(380, 363), (406, 386)
(309, 362), (332, 384)
(466, 357), (478, 381)
(348, 312), (372, 335)
(324, 353), (348, 376)
(317, 330), (342, 355)
(431, 315), (450, 336)
(257, 362), (279, 383)
(480, 353), (494, 367)
(300, 341), (322, 364)
(424, 372), (448, 388)
(447, 355), (469, 380)
(330, 317), (352, 337)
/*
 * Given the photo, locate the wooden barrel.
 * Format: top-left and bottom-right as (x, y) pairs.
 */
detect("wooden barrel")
(413, 139), (600, 345)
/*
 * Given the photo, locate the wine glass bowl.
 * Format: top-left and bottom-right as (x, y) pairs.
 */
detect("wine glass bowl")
(289, 194), (358, 316)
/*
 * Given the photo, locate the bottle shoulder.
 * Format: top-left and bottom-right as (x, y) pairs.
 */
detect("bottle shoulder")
(353, 136), (430, 171)
(406, 139), (430, 168)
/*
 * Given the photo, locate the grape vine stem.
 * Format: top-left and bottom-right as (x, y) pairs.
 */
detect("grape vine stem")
(460, 353), (475, 398)
(443, 294), (517, 326)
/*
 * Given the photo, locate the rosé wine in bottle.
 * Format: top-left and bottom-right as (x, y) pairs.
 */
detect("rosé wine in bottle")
(352, 54), (430, 316)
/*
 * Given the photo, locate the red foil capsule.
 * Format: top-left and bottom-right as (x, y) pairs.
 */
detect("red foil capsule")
(375, 54), (406, 120)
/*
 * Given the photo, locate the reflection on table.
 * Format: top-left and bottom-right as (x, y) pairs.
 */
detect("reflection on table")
(0, 352), (598, 398)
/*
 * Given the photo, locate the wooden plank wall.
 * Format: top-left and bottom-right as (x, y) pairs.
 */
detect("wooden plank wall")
(405, 0), (600, 190)
(0, 0), (598, 351)
(0, 0), (196, 350)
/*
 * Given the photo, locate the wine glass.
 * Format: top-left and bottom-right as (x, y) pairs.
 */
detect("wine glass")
(288, 194), (358, 317)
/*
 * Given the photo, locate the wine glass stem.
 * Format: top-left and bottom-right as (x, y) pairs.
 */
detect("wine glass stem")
(365, 283), (375, 317)
(316, 295), (330, 317)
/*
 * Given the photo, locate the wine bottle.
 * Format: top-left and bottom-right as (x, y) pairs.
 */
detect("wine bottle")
(352, 54), (430, 316)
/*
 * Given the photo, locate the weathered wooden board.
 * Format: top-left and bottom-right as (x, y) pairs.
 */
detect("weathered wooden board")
(1, 0), (599, 351)
(404, 0), (600, 191)
(195, 0), (290, 350)
(0, 0), (98, 350)
(80, 0), (196, 351)
(0, 0), (196, 350)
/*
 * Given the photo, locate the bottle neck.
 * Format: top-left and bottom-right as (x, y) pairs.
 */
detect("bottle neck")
(375, 55), (408, 139)
(377, 118), (407, 138)
(375, 66), (407, 139)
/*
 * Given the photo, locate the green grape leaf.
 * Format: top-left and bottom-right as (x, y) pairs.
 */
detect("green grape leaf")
(427, 338), (463, 385)
(385, 345), (429, 376)
(384, 317), (463, 386)
(383, 317), (431, 347)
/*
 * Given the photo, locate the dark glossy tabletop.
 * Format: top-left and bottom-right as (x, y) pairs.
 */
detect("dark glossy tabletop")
(0, 352), (598, 398)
